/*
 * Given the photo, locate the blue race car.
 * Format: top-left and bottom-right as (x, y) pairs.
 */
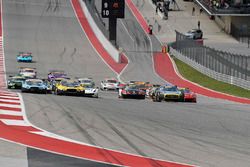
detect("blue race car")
(21, 79), (47, 94)
(17, 52), (32, 62)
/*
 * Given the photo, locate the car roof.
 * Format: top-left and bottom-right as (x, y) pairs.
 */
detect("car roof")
(19, 54), (32, 57)
(19, 67), (36, 70)
(26, 79), (43, 82)
(105, 78), (117, 81)
(11, 76), (25, 79)
(49, 70), (65, 73)
(78, 78), (92, 80)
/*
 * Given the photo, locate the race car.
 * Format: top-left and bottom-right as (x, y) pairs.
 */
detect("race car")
(147, 84), (161, 98)
(100, 78), (119, 90)
(42, 79), (53, 94)
(21, 79), (47, 94)
(83, 85), (99, 98)
(17, 52), (32, 62)
(179, 88), (197, 103)
(152, 85), (184, 102)
(19, 67), (37, 78)
(119, 84), (146, 99)
(132, 81), (149, 90)
(48, 70), (67, 81)
(50, 77), (70, 92)
(7, 75), (26, 89)
(78, 78), (95, 87)
(54, 79), (85, 96)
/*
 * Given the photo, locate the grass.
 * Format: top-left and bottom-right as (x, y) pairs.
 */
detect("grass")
(173, 57), (250, 99)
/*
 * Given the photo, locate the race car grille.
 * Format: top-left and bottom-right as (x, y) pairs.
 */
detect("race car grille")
(30, 87), (40, 91)
(67, 89), (77, 92)
(128, 91), (138, 94)
(165, 95), (179, 99)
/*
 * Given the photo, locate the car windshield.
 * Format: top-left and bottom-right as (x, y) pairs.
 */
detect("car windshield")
(81, 80), (91, 83)
(126, 85), (138, 90)
(26, 80), (43, 85)
(137, 84), (146, 88)
(23, 70), (34, 73)
(11, 78), (24, 82)
(162, 86), (178, 91)
(183, 89), (191, 93)
(21, 54), (31, 57)
(61, 81), (79, 87)
(107, 80), (117, 83)
(84, 85), (93, 88)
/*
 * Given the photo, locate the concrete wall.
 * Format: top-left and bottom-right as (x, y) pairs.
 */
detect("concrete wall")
(214, 16), (231, 33)
(215, 16), (250, 34)
(79, 0), (121, 63)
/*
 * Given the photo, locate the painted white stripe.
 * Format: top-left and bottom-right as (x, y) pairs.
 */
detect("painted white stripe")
(0, 96), (19, 100)
(0, 103), (21, 108)
(0, 94), (19, 98)
(0, 119), (30, 126)
(0, 98), (20, 103)
(29, 131), (79, 141)
(0, 110), (23, 116)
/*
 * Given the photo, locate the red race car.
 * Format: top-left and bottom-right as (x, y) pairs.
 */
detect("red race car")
(119, 85), (146, 99)
(180, 88), (197, 103)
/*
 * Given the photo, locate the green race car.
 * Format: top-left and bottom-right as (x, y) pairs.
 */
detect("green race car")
(7, 75), (26, 89)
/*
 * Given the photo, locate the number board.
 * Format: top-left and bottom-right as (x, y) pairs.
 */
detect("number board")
(102, 0), (125, 18)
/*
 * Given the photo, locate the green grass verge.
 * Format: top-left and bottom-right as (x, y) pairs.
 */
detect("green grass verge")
(173, 57), (250, 99)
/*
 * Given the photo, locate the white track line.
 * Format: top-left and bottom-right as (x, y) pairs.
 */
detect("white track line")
(1, 119), (30, 126)
(0, 110), (23, 116)
(0, 98), (20, 103)
(0, 103), (21, 108)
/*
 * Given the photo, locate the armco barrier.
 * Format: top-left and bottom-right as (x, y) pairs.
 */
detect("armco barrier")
(79, 0), (120, 63)
(171, 47), (250, 90)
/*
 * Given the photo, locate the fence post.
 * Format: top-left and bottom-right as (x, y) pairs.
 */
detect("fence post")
(248, 37), (250, 48)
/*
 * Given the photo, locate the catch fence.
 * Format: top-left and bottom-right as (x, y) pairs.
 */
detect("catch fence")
(174, 31), (250, 89)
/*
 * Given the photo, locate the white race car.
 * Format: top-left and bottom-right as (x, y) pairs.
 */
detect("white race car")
(84, 85), (99, 98)
(100, 78), (119, 90)
(19, 67), (37, 78)
(78, 78), (95, 87)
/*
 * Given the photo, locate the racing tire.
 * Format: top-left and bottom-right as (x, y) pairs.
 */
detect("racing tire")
(21, 88), (26, 93)
(140, 96), (145, 99)
(152, 96), (156, 102)
(155, 93), (162, 102)
(179, 97), (184, 102)
(93, 94), (99, 98)
(55, 89), (61, 95)
(121, 94), (126, 99)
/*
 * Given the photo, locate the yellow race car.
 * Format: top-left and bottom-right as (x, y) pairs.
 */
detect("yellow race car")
(54, 79), (85, 96)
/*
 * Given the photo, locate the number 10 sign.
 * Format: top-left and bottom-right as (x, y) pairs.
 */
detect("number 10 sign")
(101, 0), (125, 18)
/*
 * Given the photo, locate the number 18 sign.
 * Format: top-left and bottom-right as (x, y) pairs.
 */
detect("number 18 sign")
(101, 0), (125, 18)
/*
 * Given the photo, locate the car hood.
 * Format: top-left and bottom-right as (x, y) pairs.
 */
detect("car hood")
(162, 91), (181, 94)
(25, 84), (45, 87)
(184, 32), (193, 36)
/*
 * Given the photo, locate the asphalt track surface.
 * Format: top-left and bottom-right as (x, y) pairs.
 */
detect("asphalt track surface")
(2, 0), (250, 167)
